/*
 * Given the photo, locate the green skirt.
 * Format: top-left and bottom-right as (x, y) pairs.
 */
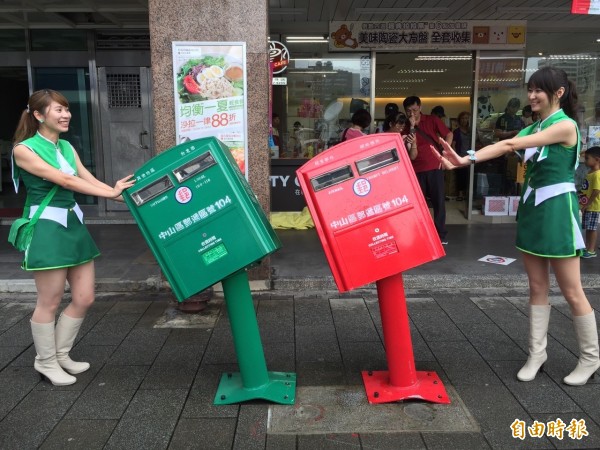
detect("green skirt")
(516, 190), (583, 258)
(23, 209), (100, 271)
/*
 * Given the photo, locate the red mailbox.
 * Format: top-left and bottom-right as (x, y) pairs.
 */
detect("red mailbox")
(297, 133), (444, 292)
(297, 133), (450, 405)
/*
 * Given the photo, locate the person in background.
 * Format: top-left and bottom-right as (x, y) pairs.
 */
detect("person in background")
(382, 112), (418, 160)
(522, 105), (534, 126)
(340, 109), (371, 142)
(287, 121), (303, 157)
(271, 113), (281, 148)
(435, 66), (600, 386)
(580, 146), (600, 258)
(376, 103), (399, 133)
(452, 111), (472, 200)
(403, 96), (453, 244)
(495, 97), (525, 140)
(495, 98), (526, 194)
(12, 89), (135, 386)
(431, 105), (446, 120)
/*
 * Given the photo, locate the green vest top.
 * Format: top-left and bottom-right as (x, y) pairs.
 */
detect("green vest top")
(12, 132), (78, 209)
(517, 109), (580, 190)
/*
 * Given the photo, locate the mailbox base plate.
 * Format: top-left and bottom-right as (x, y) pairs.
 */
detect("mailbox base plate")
(361, 370), (450, 404)
(214, 371), (297, 405)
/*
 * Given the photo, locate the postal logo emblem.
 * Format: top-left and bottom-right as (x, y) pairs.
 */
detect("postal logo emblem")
(175, 186), (193, 204)
(353, 178), (371, 196)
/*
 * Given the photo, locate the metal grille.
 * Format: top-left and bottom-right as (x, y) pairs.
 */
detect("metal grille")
(107, 74), (141, 108)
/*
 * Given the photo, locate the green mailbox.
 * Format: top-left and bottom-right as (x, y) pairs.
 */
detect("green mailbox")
(125, 137), (295, 405)
(123, 137), (281, 302)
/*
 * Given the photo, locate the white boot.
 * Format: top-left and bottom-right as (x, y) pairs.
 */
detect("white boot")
(517, 305), (551, 382)
(563, 311), (600, 386)
(31, 320), (77, 386)
(55, 313), (90, 374)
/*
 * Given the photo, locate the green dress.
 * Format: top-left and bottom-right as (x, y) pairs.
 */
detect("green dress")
(515, 109), (584, 257)
(12, 133), (100, 270)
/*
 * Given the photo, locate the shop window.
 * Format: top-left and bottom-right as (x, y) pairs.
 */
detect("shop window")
(277, 53), (371, 158)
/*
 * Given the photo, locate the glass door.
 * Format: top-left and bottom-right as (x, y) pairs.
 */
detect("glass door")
(375, 52), (474, 219)
(473, 53), (527, 212)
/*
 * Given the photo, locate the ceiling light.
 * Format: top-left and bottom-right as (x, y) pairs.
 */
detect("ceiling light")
(437, 91), (470, 95)
(382, 79), (425, 83)
(269, 8), (307, 15)
(496, 7), (568, 14)
(356, 8), (449, 14)
(548, 54), (596, 59)
(397, 69), (446, 74)
(480, 77), (520, 82)
(286, 40), (329, 44)
(415, 55), (472, 61)
(286, 36), (327, 40)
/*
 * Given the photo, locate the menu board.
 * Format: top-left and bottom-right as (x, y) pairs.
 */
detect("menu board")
(172, 42), (248, 177)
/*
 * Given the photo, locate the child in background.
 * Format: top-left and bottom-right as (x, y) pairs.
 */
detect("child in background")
(580, 146), (600, 258)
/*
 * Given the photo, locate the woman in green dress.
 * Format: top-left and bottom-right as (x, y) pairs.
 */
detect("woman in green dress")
(12, 89), (135, 386)
(436, 67), (600, 386)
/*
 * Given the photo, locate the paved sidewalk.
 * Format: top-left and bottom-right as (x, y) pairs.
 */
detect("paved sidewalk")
(1, 287), (600, 449)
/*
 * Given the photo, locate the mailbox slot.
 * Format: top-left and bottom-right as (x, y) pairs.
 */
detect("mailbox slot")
(310, 165), (354, 192)
(355, 148), (399, 175)
(172, 152), (217, 183)
(131, 175), (174, 206)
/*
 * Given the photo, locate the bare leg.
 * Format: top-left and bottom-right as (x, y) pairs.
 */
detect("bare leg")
(550, 257), (592, 316)
(31, 268), (69, 323)
(64, 261), (96, 318)
(585, 230), (597, 253)
(522, 252), (550, 306)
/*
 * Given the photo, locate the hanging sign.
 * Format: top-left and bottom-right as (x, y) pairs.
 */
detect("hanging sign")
(269, 41), (290, 74)
(572, 0), (600, 14)
(329, 20), (526, 51)
(172, 41), (248, 177)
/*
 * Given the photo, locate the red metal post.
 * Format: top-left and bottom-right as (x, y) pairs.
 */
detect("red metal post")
(361, 272), (450, 404)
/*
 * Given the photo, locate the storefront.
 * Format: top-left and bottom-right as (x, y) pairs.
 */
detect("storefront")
(269, 20), (600, 219)
(1, 5), (600, 223)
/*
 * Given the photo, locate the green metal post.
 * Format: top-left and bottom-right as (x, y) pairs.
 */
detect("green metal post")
(214, 269), (296, 405)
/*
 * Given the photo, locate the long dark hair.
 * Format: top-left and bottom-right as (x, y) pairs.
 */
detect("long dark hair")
(382, 112), (408, 132)
(13, 89), (69, 144)
(527, 67), (578, 120)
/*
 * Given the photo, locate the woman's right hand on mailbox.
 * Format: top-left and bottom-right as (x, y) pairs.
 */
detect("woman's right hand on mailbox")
(111, 174), (136, 198)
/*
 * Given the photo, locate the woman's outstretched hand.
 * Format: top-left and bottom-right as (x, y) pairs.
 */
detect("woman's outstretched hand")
(431, 138), (469, 170)
(112, 174), (136, 198)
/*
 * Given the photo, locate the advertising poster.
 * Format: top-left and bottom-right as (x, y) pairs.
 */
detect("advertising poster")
(172, 42), (248, 176)
(588, 126), (600, 148)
